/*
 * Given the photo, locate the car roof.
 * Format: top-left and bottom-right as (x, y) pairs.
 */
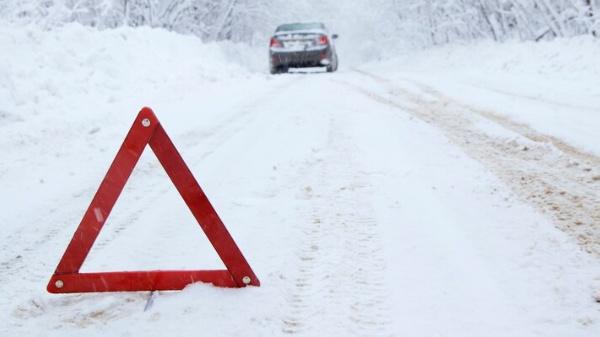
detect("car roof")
(275, 22), (326, 32)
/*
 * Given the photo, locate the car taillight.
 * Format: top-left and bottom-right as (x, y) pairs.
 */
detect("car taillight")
(317, 35), (329, 45)
(270, 37), (282, 48)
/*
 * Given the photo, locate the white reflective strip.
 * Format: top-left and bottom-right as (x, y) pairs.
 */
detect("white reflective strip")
(93, 207), (105, 223)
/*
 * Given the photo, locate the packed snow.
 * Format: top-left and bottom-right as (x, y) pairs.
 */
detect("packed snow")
(1, 22), (600, 337)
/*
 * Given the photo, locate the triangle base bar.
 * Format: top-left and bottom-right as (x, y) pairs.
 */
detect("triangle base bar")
(48, 270), (236, 293)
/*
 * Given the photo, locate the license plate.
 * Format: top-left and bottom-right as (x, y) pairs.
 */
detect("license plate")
(285, 41), (307, 49)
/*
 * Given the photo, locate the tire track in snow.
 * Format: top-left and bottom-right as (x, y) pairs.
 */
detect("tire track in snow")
(281, 111), (392, 336)
(344, 69), (600, 255)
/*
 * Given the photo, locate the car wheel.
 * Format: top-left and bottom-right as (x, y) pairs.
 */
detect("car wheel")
(327, 56), (337, 73)
(270, 66), (288, 75)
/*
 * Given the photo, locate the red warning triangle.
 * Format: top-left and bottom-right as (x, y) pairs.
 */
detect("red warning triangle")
(47, 107), (259, 293)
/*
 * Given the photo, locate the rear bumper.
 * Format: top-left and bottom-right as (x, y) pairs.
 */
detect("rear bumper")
(270, 48), (332, 68)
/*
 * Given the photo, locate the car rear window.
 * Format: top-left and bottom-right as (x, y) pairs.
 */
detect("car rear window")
(276, 23), (325, 32)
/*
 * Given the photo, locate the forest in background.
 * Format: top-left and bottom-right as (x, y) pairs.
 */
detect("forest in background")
(1, 0), (598, 47)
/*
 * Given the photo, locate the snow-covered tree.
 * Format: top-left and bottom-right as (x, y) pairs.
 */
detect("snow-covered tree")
(1, 0), (597, 46)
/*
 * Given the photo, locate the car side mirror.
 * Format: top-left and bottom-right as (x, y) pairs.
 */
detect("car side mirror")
(332, 34), (339, 39)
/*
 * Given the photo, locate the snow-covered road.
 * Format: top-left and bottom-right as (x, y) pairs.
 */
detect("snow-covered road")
(2, 26), (600, 337)
(2, 69), (599, 336)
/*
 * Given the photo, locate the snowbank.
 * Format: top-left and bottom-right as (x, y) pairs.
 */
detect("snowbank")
(365, 36), (600, 156)
(0, 23), (255, 114)
(376, 36), (600, 79)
